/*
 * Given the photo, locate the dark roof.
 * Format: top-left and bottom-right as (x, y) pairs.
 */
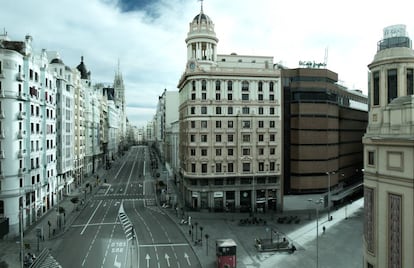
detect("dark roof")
(193, 12), (212, 24)
(50, 58), (64, 64)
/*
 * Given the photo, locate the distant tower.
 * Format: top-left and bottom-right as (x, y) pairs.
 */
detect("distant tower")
(185, 1), (218, 67)
(114, 62), (126, 141)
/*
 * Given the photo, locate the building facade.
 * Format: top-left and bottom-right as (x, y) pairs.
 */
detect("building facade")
(177, 7), (282, 212)
(282, 68), (367, 199)
(363, 24), (414, 268)
(0, 34), (58, 235)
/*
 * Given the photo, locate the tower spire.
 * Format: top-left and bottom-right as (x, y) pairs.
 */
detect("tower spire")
(199, 0), (204, 13)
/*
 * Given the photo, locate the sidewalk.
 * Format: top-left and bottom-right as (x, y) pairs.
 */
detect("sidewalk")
(0, 167), (108, 268)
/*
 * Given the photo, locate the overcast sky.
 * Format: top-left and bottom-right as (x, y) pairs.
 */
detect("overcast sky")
(2, 0), (413, 127)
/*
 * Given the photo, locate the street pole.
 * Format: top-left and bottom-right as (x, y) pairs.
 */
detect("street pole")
(20, 207), (24, 268)
(326, 171), (334, 221)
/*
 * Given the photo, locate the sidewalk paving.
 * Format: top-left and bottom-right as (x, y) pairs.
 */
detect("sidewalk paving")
(0, 167), (108, 268)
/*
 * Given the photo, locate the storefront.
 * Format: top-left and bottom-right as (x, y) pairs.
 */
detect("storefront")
(213, 191), (224, 212)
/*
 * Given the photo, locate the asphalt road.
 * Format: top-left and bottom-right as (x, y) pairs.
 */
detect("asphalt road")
(53, 146), (199, 268)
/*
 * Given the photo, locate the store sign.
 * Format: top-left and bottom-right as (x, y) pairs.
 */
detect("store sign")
(192, 192), (199, 198)
(214, 191), (223, 198)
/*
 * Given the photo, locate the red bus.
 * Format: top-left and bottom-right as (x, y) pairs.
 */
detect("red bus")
(216, 238), (237, 268)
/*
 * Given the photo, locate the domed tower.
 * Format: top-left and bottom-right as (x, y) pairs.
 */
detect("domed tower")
(185, 2), (218, 68)
(363, 25), (414, 268)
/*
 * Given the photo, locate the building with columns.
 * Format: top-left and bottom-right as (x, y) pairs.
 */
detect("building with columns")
(363, 24), (414, 268)
(177, 5), (282, 212)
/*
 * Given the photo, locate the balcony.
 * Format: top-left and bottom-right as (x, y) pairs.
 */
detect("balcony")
(18, 149), (26, 158)
(17, 111), (26, 120)
(17, 130), (25, 139)
(16, 72), (24, 81)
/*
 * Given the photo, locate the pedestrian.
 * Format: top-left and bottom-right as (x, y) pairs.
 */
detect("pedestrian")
(322, 226), (326, 234)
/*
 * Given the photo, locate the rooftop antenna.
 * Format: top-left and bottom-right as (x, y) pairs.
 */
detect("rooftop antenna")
(324, 47), (329, 68)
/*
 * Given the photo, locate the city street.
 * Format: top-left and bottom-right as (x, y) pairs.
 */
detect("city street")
(53, 146), (200, 268)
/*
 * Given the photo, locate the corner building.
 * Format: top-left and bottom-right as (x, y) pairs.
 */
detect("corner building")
(363, 24), (414, 268)
(178, 6), (282, 212)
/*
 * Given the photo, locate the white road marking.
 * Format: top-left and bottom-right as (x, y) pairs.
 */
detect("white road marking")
(80, 200), (102, 235)
(139, 243), (189, 248)
(184, 253), (191, 266)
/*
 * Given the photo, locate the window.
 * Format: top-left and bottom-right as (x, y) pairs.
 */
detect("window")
(202, 163), (207, 173)
(201, 135), (207, 142)
(387, 69), (397, 103)
(242, 148), (250, 155)
(191, 107), (195, 114)
(373, 71), (380, 105)
(191, 121), (196, 128)
(270, 81), (274, 92)
(407, 68), (413, 95)
(242, 107), (249, 114)
(242, 163), (251, 172)
(228, 134), (234, 142)
(216, 93), (221, 100)
(215, 164), (222, 173)
(201, 106), (207, 114)
(269, 94), (274, 101)
(368, 151), (375, 166)
(216, 107), (222, 114)
(270, 107), (275, 114)
(216, 121), (222, 128)
(258, 94), (263, 101)
(192, 81), (196, 91)
(228, 107), (233, 114)
(190, 148), (196, 156)
(242, 121), (251, 128)
(191, 93), (196, 100)
(216, 80), (221, 91)
(242, 135), (250, 142)
(258, 81), (263, 91)
(201, 121), (207, 128)
(228, 163), (234, 172)
(242, 81), (249, 91)
(201, 149), (207, 156)
(216, 148), (222, 156)
(259, 134), (264, 142)
(202, 93), (207, 100)
(258, 107), (263, 115)
(227, 81), (233, 91)
(259, 148), (264, 155)
(216, 135), (222, 142)
(270, 121), (275, 128)
(226, 178), (235, 184)
(228, 93), (232, 101)
(202, 80), (207, 90)
(270, 134), (275, 141)
(228, 148), (233, 156)
(228, 120), (233, 128)
(191, 163), (196, 173)
(242, 94), (249, 101)
(270, 147), (275, 155)
(259, 162), (264, 172)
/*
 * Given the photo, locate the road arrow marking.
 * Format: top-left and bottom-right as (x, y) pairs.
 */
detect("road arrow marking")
(165, 253), (170, 267)
(145, 254), (150, 268)
(184, 253), (191, 266)
(114, 255), (121, 268)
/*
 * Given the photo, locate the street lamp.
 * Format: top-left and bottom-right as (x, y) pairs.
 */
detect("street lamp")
(308, 198), (324, 268)
(194, 222), (198, 242)
(199, 226), (204, 245)
(205, 234), (209, 255)
(325, 171), (335, 221)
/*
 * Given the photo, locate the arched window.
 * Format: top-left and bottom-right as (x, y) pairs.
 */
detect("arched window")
(202, 80), (207, 91)
(227, 81), (233, 91)
(258, 81), (263, 91)
(269, 82), (274, 92)
(242, 81), (249, 91)
(192, 81), (196, 91)
(216, 80), (221, 91)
